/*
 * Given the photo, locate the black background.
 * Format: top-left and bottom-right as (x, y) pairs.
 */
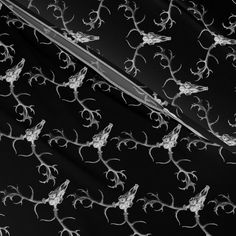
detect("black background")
(0, 1), (236, 235)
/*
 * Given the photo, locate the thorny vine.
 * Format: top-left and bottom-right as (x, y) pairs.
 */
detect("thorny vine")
(2, 12), (40, 42)
(0, 33), (15, 64)
(182, 97), (236, 163)
(182, 134), (225, 161)
(113, 124), (198, 191)
(0, 120), (58, 184)
(83, 0), (111, 31)
(45, 123), (127, 190)
(188, 1), (236, 80)
(89, 76), (169, 130)
(228, 114), (236, 128)
(47, 0), (99, 43)
(0, 1), (235, 235)
(26, 0), (40, 14)
(118, 0), (171, 77)
(222, 0), (236, 35)
(0, 214), (10, 236)
(0, 180), (80, 236)
(190, 97), (236, 147)
(154, 0), (183, 31)
(40, 40), (77, 71)
(56, 45), (76, 71)
(69, 184), (151, 236)
(25, 66), (101, 129)
(154, 46), (208, 115)
(130, 92), (170, 130)
(139, 185), (217, 236)
(209, 193), (236, 215)
(0, 58), (35, 124)
(88, 76), (128, 104)
(134, 87), (170, 130)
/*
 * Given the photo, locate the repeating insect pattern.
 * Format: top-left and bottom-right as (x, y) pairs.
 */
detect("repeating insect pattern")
(182, 97), (236, 162)
(154, 46), (208, 115)
(47, 0), (100, 43)
(0, 58), (35, 124)
(118, 0), (171, 77)
(140, 185), (218, 236)
(0, 180), (80, 236)
(0, 120), (58, 184)
(0, 0), (235, 235)
(25, 66), (101, 128)
(114, 124), (198, 191)
(179, 96), (236, 169)
(188, 1), (236, 81)
(2, 12), (76, 70)
(45, 123), (127, 190)
(222, 0), (236, 68)
(70, 184), (151, 236)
